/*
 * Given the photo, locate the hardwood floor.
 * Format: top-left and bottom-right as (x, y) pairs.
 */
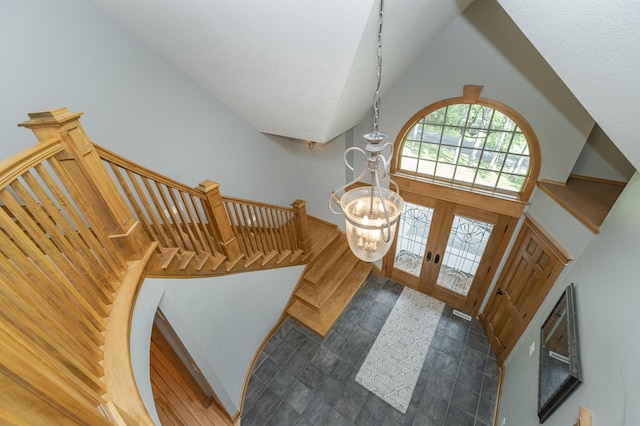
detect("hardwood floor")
(150, 325), (234, 426)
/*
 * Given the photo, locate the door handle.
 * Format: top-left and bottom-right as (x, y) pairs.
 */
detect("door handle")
(426, 251), (432, 261)
(496, 289), (503, 295)
(434, 253), (440, 264)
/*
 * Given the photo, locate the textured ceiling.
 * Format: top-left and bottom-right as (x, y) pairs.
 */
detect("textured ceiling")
(88, 0), (473, 143)
(497, 0), (640, 172)
(89, 0), (640, 172)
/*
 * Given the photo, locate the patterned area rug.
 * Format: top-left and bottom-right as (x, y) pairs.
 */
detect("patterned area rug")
(355, 287), (444, 413)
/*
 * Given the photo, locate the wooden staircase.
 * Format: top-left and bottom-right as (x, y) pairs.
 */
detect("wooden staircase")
(286, 218), (373, 337)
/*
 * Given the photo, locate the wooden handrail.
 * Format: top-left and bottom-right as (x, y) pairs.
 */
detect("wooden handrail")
(97, 143), (311, 270)
(0, 134), (149, 423)
(1, 108), (312, 423)
(96, 144), (204, 198)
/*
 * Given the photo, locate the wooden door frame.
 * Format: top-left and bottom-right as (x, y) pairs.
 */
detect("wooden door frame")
(479, 214), (571, 364)
(383, 178), (524, 316)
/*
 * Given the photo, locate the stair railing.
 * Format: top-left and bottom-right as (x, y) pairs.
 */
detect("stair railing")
(0, 108), (156, 424)
(0, 107), (312, 424)
(223, 196), (311, 264)
(95, 146), (312, 272)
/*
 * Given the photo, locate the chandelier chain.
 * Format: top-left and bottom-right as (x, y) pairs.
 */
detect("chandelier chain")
(373, 0), (384, 135)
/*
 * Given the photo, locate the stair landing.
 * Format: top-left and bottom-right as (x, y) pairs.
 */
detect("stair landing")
(286, 218), (373, 337)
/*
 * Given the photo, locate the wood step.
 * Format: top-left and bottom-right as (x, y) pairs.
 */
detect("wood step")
(314, 253), (359, 308)
(158, 247), (179, 269)
(244, 252), (263, 268)
(225, 254), (244, 272)
(208, 252), (227, 272)
(276, 249), (292, 264)
(192, 252), (211, 271)
(176, 250), (196, 270)
(293, 280), (321, 313)
(304, 238), (349, 284)
(260, 250), (279, 266)
(289, 249), (304, 262)
(320, 261), (372, 328)
(288, 262), (372, 337)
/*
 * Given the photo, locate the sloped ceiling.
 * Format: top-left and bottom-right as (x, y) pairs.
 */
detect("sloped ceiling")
(90, 0), (640, 172)
(88, 0), (473, 143)
(496, 0), (640, 172)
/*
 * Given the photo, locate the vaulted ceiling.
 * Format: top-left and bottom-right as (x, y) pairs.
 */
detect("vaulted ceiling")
(89, 0), (640, 170)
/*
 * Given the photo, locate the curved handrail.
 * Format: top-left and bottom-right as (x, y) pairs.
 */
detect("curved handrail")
(102, 243), (158, 425)
(0, 136), (147, 423)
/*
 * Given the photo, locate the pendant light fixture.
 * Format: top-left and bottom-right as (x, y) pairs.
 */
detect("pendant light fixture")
(330, 0), (404, 263)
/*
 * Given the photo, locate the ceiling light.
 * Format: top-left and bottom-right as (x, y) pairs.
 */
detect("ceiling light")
(330, 0), (404, 262)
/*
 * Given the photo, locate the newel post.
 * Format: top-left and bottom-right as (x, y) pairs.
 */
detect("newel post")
(198, 179), (243, 264)
(292, 199), (312, 254)
(18, 108), (149, 259)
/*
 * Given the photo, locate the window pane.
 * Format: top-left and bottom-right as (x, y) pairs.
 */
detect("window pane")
(497, 174), (525, 191)
(435, 163), (455, 180)
(445, 104), (469, 127)
(407, 124), (423, 141)
(403, 140), (420, 157)
(438, 145), (457, 163)
(454, 166), (477, 184)
(485, 131), (504, 151)
(476, 170), (499, 187)
(398, 102), (531, 194)
(420, 143), (439, 161)
(423, 125), (442, 142)
(401, 156), (418, 173)
(442, 126), (462, 146)
(424, 108), (446, 125)
(417, 159), (436, 175)
(510, 132), (528, 154)
(436, 216), (494, 296)
(459, 148), (480, 168)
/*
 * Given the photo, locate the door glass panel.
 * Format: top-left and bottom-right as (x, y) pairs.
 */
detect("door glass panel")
(437, 215), (494, 296)
(393, 203), (434, 276)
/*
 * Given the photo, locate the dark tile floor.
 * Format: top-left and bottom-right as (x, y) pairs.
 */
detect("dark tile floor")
(242, 274), (500, 426)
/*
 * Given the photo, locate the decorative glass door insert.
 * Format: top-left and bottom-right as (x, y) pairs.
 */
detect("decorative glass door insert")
(394, 202), (434, 277)
(387, 195), (510, 314)
(436, 215), (494, 297)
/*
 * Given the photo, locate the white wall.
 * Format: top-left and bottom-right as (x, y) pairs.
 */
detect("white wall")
(499, 172), (640, 426)
(571, 125), (636, 183)
(131, 267), (303, 422)
(0, 0), (334, 422)
(0, 0), (311, 207)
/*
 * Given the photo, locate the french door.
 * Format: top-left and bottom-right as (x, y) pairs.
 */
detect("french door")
(385, 191), (513, 315)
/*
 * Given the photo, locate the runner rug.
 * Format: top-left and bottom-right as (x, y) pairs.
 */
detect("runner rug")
(355, 287), (444, 413)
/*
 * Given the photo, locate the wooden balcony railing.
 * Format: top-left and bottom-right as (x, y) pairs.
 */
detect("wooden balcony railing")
(0, 108), (311, 423)
(1, 112), (154, 424)
(96, 145), (311, 273)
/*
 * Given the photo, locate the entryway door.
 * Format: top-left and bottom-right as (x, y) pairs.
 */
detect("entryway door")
(480, 214), (571, 364)
(385, 191), (513, 315)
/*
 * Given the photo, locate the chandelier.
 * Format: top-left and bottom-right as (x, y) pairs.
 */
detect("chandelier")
(329, 0), (404, 262)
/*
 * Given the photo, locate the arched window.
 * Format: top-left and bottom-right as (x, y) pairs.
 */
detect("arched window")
(393, 87), (540, 201)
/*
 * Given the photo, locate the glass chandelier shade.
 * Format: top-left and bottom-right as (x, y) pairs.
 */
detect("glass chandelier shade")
(341, 186), (403, 262)
(329, 0), (404, 262)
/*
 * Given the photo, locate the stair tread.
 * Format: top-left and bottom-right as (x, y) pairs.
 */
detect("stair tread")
(261, 250), (279, 266)
(308, 218), (340, 254)
(288, 262), (372, 337)
(158, 247), (179, 269)
(192, 252), (211, 271)
(293, 281), (321, 313)
(176, 250), (196, 270)
(304, 239), (349, 284)
(314, 254), (360, 307)
(209, 251), (227, 271)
